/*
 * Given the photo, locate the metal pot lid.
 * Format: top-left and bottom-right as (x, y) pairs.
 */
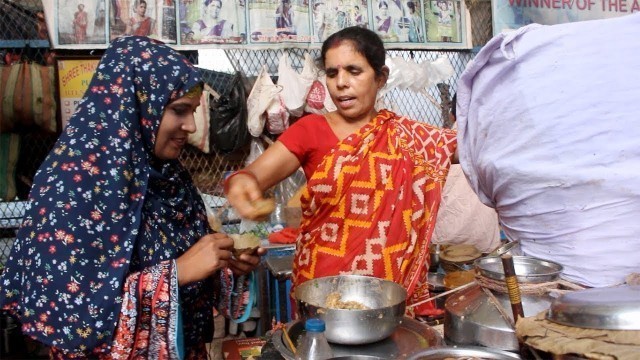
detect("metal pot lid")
(474, 256), (563, 283)
(546, 285), (640, 330)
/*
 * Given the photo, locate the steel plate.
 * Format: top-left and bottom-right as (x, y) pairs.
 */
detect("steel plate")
(474, 256), (563, 283)
(547, 285), (640, 330)
(272, 317), (444, 360)
(406, 346), (521, 360)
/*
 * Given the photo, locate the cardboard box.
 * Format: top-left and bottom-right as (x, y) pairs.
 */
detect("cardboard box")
(222, 338), (266, 360)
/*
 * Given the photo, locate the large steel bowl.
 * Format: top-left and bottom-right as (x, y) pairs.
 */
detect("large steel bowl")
(294, 275), (407, 345)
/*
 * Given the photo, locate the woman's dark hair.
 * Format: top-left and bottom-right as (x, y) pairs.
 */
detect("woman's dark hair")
(319, 26), (386, 77)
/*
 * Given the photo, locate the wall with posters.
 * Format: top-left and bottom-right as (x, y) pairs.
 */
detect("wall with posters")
(492, 0), (638, 34)
(44, 0), (472, 49)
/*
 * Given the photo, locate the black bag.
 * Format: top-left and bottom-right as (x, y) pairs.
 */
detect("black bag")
(197, 68), (250, 155)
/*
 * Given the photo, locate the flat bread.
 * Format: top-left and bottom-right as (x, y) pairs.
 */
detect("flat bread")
(249, 198), (276, 219)
(229, 233), (261, 257)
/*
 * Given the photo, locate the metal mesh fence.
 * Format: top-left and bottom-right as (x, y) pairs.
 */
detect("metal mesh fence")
(0, 0), (493, 264)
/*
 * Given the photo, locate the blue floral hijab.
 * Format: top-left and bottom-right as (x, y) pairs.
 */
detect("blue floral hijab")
(0, 37), (212, 354)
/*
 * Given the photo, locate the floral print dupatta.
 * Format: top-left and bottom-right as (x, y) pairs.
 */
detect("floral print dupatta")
(293, 110), (457, 314)
(0, 37), (213, 358)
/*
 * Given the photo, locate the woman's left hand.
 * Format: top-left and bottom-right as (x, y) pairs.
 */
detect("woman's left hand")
(229, 247), (267, 275)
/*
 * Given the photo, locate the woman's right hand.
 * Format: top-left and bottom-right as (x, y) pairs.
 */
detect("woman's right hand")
(175, 233), (234, 285)
(225, 171), (268, 221)
(225, 141), (302, 220)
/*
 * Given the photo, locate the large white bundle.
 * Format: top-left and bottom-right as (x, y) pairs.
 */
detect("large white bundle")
(456, 13), (640, 287)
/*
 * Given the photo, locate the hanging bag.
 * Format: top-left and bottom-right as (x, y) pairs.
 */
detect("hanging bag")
(198, 68), (251, 155)
(0, 62), (58, 133)
(277, 53), (314, 118)
(246, 66), (281, 137)
(265, 95), (289, 135)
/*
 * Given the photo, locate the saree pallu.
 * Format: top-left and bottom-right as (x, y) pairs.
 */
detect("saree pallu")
(292, 110), (456, 314)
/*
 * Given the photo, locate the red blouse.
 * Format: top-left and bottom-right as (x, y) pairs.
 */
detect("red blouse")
(277, 114), (339, 180)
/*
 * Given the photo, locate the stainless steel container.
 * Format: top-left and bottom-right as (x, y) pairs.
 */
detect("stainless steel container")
(294, 275), (407, 345)
(444, 256), (562, 351)
(444, 283), (555, 351)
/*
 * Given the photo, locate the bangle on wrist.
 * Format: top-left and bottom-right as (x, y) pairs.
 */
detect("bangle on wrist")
(223, 169), (258, 195)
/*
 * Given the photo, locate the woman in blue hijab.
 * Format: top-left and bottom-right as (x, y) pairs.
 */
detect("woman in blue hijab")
(0, 36), (264, 358)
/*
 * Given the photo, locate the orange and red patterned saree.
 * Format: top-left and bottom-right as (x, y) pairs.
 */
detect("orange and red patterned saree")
(292, 110), (457, 314)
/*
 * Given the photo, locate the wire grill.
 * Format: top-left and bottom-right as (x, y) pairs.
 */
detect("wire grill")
(0, 0), (493, 264)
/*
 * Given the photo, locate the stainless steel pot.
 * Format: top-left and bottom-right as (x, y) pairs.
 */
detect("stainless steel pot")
(294, 275), (407, 345)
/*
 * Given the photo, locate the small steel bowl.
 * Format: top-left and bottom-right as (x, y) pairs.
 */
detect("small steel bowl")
(474, 256), (563, 283)
(294, 275), (407, 345)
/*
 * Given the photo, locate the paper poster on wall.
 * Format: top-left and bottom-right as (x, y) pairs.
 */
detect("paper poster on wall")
(56, 0), (108, 45)
(55, 57), (101, 129)
(50, 0), (471, 48)
(311, 0), (370, 42)
(109, 0), (177, 43)
(180, 0), (247, 44)
(424, 0), (464, 44)
(247, 0), (312, 44)
(492, 0), (638, 34)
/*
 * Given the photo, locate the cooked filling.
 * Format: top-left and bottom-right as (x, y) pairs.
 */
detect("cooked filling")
(324, 292), (370, 310)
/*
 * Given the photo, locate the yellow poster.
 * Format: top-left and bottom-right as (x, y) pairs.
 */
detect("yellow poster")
(56, 58), (100, 128)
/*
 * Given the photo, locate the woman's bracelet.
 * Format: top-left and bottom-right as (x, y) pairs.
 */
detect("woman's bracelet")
(223, 169), (258, 195)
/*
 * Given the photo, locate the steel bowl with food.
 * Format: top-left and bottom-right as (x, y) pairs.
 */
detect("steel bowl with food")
(294, 275), (407, 345)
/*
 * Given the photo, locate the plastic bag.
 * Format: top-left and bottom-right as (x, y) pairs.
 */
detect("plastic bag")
(265, 95), (289, 135)
(277, 53), (314, 118)
(424, 57), (455, 86)
(208, 73), (250, 154)
(304, 74), (336, 114)
(187, 84), (216, 153)
(197, 68), (251, 155)
(247, 66), (281, 137)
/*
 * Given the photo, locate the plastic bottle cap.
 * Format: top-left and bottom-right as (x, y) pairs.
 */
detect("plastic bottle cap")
(304, 318), (326, 332)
